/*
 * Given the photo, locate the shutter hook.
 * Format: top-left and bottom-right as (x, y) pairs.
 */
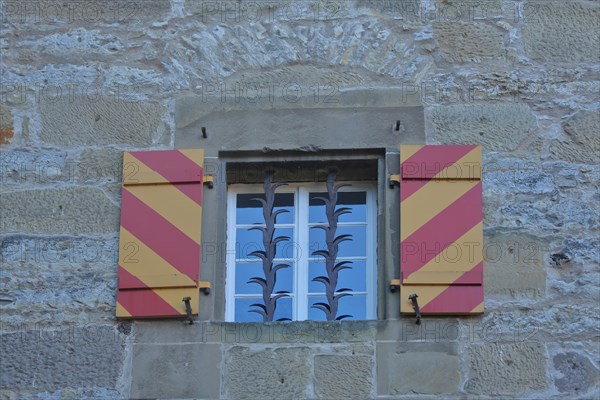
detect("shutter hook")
(182, 296), (194, 325)
(408, 293), (421, 325)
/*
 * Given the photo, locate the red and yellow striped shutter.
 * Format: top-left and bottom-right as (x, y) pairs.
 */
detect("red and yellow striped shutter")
(400, 145), (484, 315)
(116, 149), (205, 319)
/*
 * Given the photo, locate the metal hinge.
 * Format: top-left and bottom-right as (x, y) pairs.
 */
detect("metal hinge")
(198, 280), (211, 295)
(389, 278), (400, 292)
(203, 176), (214, 189)
(389, 174), (400, 188)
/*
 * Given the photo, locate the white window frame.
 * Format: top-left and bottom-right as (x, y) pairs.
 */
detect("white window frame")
(225, 181), (377, 321)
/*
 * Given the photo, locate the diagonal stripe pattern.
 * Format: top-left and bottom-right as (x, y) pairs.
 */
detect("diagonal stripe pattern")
(400, 145), (484, 315)
(116, 149), (204, 319)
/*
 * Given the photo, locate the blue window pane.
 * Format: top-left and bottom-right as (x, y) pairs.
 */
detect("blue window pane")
(235, 262), (294, 295)
(309, 191), (366, 224)
(236, 193), (294, 225)
(337, 295), (367, 320)
(307, 295), (367, 321)
(234, 298), (263, 322)
(309, 225), (366, 259)
(307, 296), (327, 321)
(236, 228), (295, 259)
(308, 260), (366, 293)
(234, 296), (293, 322)
(273, 296), (293, 321)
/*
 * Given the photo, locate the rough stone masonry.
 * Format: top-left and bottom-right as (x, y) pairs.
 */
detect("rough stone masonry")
(1, 0), (598, 399)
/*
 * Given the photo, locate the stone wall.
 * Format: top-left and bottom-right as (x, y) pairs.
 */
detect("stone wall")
(1, 0), (598, 399)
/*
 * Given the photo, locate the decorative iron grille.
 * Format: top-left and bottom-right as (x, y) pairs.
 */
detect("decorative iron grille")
(310, 171), (354, 320)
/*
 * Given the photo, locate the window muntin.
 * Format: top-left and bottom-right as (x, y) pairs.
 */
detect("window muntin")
(226, 182), (377, 322)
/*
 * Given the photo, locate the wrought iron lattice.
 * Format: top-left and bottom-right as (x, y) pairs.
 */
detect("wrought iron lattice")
(311, 171), (354, 320)
(247, 172), (291, 322)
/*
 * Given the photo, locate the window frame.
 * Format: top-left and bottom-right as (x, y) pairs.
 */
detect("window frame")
(225, 181), (378, 322)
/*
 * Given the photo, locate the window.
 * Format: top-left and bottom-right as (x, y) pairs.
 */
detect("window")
(226, 176), (377, 322)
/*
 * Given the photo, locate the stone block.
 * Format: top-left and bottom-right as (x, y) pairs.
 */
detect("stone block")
(130, 343), (221, 399)
(224, 346), (311, 400)
(434, 22), (505, 63)
(0, 103), (14, 145)
(176, 106), (424, 155)
(522, 2), (600, 62)
(0, 187), (119, 234)
(431, 103), (537, 151)
(465, 342), (547, 395)
(484, 231), (547, 298)
(376, 342), (459, 395)
(0, 235), (118, 324)
(176, 85), (422, 130)
(38, 98), (165, 147)
(77, 147), (123, 184)
(314, 355), (373, 399)
(0, 149), (72, 188)
(0, 325), (125, 391)
(551, 110), (600, 164)
(553, 351), (599, 394)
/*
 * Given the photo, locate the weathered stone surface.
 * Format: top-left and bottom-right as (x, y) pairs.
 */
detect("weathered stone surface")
(465, 342), (547, 395)
(376, 318), (460, 341)
(434, 22), (505, 63)
(355, 0), (421, 19)
(485, 157), (555, 195)
(553, 352), (599, 394)
(176, 83), (422, 129)
(130, 343), (221, 399)
(377, 342), (459, 395)
(0, 235), (118, 324)
(184, 0), (351, 21)
(314, 355), (373, 399)
(0, 149), (71, 188)
(481, 306), (598, 342)
(0, 388), (122, 400)
(2, 0), (171, 26)
(101, 182), (122, 206)
(224, 346), (311, 400)
(38, 98), (166, 147)
(550, 111), (600, 164)
(0, 103), (14, 145)
(0, 187), (119, 234)
(431, 104), (537, 151)
(484, 231), (548, 298)
(166, 16), (428, 82)
(177, 106), (425, 155)
(25, 28), (124, 59)
(135, 320), (378, 344)
(0, 326), (125, 391)
(522, 2), (600, 62)
(76, 147), (123, 183)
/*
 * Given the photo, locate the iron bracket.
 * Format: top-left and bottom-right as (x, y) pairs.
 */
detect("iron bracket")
(182, 296), (193, 325)
(408, 293), (422, 325)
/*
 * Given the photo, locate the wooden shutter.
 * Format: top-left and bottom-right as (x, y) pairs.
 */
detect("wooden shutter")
(116, 149), (205, 318)
(400, 145), (484, 315)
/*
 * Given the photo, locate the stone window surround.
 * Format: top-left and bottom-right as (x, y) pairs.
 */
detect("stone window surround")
(174, 102), (426, 321)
